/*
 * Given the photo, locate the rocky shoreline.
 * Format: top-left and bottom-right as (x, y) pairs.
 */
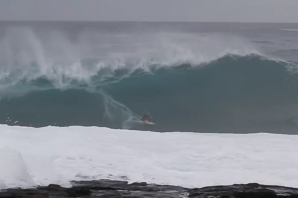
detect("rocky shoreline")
(1, 179), (298, 198)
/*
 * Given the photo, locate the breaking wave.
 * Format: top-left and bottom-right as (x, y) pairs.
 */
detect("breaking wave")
(1, 24), (298, 133)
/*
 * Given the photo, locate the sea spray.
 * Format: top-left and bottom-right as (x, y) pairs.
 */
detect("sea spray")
(1, 23), (298, 133)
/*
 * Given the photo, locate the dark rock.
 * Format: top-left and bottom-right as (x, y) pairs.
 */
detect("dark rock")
(130, 182), (148, 186)
(0, 179), (298, 198)
(0, 192), (14, 197)
(188, 183), (298, 198)
(73, 179), (128, 190)
(66, 187), (91, 196)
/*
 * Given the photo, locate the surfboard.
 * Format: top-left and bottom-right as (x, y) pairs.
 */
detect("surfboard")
(143, 121), (155, 125)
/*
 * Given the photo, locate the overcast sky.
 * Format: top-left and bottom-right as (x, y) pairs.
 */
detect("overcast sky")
(0, 0), (298, 23)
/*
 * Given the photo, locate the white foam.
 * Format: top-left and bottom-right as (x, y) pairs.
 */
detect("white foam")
(282, 29), (298, 32)
(0, 149), (34, 188)
(0, 27), (259, 92)
(0, 124), (298, 189)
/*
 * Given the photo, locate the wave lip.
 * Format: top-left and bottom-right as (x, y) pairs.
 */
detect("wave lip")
(0, 26), (259, 91)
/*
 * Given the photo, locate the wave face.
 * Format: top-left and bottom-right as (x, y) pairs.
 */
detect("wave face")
(1, 23), (298, 133)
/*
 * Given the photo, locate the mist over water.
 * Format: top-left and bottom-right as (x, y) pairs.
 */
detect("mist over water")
(1, 22), (298, 133)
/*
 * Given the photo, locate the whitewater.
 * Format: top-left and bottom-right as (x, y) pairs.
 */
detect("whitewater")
(2, 21), (298, 190)
(1, 124), (298, 190)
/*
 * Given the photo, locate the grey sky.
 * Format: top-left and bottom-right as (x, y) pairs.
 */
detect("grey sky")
(0, 0), (298, 23)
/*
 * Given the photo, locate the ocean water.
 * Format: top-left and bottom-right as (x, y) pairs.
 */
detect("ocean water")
(1, 21), (298, 189)
(1, 22), (298, 133)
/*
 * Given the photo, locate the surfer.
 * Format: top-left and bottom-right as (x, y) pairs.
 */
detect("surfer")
(141, 112), (153, 124)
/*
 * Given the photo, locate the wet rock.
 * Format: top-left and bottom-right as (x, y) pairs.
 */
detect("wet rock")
(188, 183), (298, 198)
(0, 180), (298, 198)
